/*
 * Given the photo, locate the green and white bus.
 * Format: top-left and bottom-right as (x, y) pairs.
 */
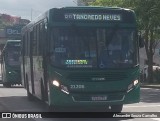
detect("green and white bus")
(21, 7), (143, 112)
(1, 40), (21, 87)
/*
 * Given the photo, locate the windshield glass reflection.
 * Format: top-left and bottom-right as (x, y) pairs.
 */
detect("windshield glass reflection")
(50, 27), (137, 69)
(7, 48), (21, 66)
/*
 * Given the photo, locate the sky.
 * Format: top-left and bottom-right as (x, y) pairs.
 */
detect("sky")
(0, 0), (77, 20)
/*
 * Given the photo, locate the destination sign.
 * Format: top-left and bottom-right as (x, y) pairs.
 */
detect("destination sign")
(64, 13), (121, 21)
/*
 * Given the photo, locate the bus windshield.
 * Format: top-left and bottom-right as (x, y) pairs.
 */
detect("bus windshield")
(7, 47), (21, 66)
(50, 27), (137, 69)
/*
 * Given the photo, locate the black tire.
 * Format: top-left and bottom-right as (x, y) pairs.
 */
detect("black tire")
(47, 105), (60, 112)
(26, 75), (35, 101)
(41, 79), (45, 101)
(27, 91), (35, 101)
(110, 104), (123, 112)
(47, 105), (54, 112)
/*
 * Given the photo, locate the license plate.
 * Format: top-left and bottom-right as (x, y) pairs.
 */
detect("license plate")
(91, 96), (107, 101)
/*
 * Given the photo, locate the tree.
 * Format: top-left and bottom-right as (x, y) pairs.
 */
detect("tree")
(90, 0), (124, 6)
(89, 0), (160, 83)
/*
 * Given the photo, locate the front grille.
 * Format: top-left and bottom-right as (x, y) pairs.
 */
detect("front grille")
(67, 72), (128, 82)
(12, 70), (21, 75)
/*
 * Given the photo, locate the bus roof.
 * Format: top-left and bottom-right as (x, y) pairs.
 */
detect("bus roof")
(51, 6), (133, 11)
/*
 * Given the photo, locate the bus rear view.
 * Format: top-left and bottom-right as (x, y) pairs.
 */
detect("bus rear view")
(1, 40), (21, 87)
(22, 7), (141, 112)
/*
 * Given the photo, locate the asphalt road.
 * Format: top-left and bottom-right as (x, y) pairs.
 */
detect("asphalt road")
(0, 85), (160, 121)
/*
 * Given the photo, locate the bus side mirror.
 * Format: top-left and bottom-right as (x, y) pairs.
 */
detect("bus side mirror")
(139, 35), (144, 48)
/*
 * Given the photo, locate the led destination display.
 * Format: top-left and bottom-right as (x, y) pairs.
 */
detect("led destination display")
(64, 13), (121, 21)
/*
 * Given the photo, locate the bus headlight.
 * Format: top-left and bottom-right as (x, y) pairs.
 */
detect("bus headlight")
(8, 71), (12, 74)
(61, 85), (69, 94)
(128, 83), (133, 91)
(52, 80), (69, 94)
(52, 80), (60, 87)
(127, 80), (139, 92)
(133, 80), (139, 86)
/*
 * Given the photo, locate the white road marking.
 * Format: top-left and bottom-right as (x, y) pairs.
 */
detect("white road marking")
(151, 111), (160, 121)
(124, 105), (160, 108)
(150, 118), (160, 121)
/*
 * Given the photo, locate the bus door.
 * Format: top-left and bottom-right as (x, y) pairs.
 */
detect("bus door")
(29, 31), (35, 95)
(32, 25), (44, 99)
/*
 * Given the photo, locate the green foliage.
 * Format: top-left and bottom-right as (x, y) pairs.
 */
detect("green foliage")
(89, 0), (134, 8)
(90, 0), (160, 30)
(90, 0), (124, 7)
(128, 0), (160, 30)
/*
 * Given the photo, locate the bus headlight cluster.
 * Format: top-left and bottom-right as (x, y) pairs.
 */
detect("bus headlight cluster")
(8, 71), (17, 74)
(61, 85), (69, 94)
(127, 79), (139, 92)
(133, 80), (139, 86)
(52, 80), (60, 87)
(52, 80), (69, 94)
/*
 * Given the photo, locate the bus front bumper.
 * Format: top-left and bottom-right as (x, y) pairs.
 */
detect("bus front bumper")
(48, 85), (140, 111)
(6, 70), (21, 84)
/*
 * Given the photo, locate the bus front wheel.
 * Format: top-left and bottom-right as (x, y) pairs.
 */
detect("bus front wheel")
(27, 91), (35, 101)
(26, 75), (35, 101)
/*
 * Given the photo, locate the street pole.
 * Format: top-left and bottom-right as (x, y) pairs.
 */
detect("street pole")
(31, 8), (32, 21)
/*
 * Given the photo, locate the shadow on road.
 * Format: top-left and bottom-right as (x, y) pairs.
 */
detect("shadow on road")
(0, 96), (135, 120)
(0, 96), (46, 112)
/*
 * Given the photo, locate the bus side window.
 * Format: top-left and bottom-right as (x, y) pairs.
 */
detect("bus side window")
(39, 23), (43, 56)
(32, 27), (38, 56)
